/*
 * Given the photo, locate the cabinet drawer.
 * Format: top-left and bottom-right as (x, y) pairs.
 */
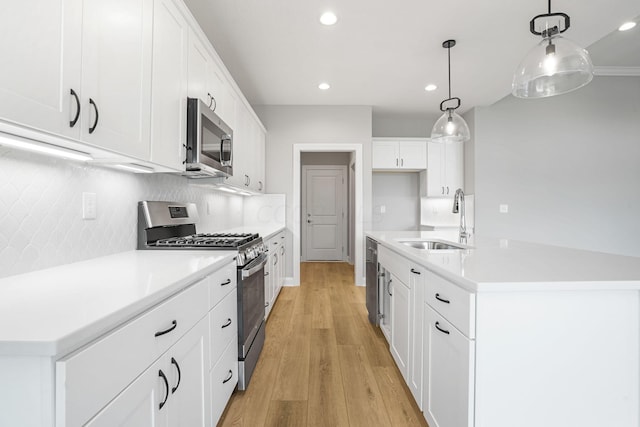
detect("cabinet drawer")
(210, 339), (239, 426)
(56, 279), (209, 427)
(210, 260), (237, 309)
(425, 271), (475, 338)
(379, 245), (411, 286)
(209, 287), (238, 369)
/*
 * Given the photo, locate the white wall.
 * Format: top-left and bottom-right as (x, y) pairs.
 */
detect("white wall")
(372, 172), (420, 230)
(469, 76), (640, 257)
(372, 112), (440, 137)
(0, 143), (245, 279)
(253, 105), (372, 280)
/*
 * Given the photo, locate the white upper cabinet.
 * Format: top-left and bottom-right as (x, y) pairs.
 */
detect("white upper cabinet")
(224, 101), (265, 192)
(187, 30), (212, 106)
(187, 30), (236, 131)
(372, 138), (427, 171)
(150, 0), (189, 171)
(423, 140), (463, 197)
(0, 0), (265, 174)
(79, 0), (153, 159)
(0, 1), (81, 138)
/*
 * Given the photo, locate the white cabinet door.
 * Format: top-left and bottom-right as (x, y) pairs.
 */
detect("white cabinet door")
(372, 140), (399, 169)
(423, 305), (475, 427)
(264, 248), (274, 319)
(426, 140), (463, 197)
(187, 30), (212, 106)
(390, 273), (411, 380)
(408, 265), (425, 408)
(149, 0), (188, 171)
(255, 125), (266, 192)
(426, 141), (445, 196)
(166, 319), (210, 427)
(80, 0), (153, 159)
(278, 237), (285, 293)
(0, 1), (81, 138)
(399, 140), (427, 169)
(85, 357), (166, 427)
(209, 59), (236, 130)
(444, 142), (464, 194)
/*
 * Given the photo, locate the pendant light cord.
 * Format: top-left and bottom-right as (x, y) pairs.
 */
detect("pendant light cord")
(548, 0), (551, 14)
(447, 45), (452, 100)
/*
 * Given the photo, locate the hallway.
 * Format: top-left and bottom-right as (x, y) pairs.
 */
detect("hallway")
(219, 262), (427, 426)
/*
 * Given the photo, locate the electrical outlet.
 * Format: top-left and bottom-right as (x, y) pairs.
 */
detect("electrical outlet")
(380, 205), (386, 214)
(82, 192), (97, 220)
(499, 204), (509, 213)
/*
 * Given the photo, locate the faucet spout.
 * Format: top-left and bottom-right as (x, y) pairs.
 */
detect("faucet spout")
(452, 188), (469, 243)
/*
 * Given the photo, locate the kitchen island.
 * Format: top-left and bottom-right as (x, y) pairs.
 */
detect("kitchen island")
(367, 230), (640, 427)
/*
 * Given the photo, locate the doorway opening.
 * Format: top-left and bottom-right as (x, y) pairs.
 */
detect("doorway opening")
(301, 155), (349, 261)
(292, 144), (363, 286)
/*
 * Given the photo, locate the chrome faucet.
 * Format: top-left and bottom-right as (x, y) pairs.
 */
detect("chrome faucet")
(452, 188), (469, 243)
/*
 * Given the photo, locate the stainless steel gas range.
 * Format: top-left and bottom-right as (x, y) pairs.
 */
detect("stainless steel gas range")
(137, 201), (266, 390)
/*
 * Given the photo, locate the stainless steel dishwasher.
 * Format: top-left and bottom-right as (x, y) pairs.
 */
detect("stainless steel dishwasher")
(366, 237), (380, 325)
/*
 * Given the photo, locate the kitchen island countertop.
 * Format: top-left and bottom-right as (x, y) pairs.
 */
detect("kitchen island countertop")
(367, 230), (640, 292)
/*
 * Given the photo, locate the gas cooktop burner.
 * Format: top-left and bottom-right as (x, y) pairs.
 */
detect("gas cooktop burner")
(154, 233), (259, 248)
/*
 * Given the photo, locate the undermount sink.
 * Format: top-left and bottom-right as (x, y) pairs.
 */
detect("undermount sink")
(398, 240), (466, 250)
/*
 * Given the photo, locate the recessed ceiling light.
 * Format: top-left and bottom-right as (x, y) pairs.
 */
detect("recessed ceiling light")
(619, 21), (637, 31)
(425, 84), (438, 92)
(318, 82), (331, 90)
(320, 12), (338, 26)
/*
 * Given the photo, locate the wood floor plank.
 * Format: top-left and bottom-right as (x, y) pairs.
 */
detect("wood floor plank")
(373, 366), (429, 426)
(219, 262), (425, 427)
(338, 344), (393, 427)
(307, 328), (349, 427)
(264, 400), (308, 427)
(271, 314), (311, 400)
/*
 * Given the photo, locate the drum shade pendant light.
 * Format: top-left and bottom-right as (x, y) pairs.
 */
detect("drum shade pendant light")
(430, 40), (470, 143)
(512, 0), (593, 98)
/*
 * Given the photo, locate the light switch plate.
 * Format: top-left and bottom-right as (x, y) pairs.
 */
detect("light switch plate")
(83, 192), (97, 219)
(380, 205), (386, 214)
(499, 204), (509, 213)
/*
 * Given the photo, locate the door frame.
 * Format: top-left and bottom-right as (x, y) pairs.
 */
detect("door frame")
(292, 144), (363, 287)
(301, 165), (348, 261)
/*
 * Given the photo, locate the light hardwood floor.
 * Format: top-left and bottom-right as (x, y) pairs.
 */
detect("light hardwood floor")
(219, 262), (428, 427)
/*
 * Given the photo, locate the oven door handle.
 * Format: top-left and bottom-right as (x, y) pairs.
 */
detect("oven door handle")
(241, 254), (268, 278)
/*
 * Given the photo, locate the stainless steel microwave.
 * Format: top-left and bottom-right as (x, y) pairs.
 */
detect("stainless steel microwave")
(184, 98), (233, 178)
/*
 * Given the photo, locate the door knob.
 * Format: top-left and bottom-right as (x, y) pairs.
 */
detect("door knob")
(307, 219), (312, 223)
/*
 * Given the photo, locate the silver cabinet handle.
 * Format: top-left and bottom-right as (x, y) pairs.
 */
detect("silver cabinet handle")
(442, 186), (445, 195)
(446, 186), (450, 195)
(401, 158), (404, 166)
(396, 158), (399, 166)
(258, 181), (263, 191)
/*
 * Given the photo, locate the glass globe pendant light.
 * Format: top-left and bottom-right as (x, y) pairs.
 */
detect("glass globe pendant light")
(431, 40), (470, 143)
(512, 0), (594, 98)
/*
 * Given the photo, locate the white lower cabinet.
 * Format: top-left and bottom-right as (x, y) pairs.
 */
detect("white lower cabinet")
(86, 319), (209, 427)
(210, 338), (239, 424)
(50, 259), (239, 427)
(265, 231), (285, 319)
(423, 305), (475, 427)
(408, 265), (425, 407)
(389, 273), (411, 380)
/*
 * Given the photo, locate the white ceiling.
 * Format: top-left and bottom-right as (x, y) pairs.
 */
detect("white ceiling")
(182, 0), (640, 116)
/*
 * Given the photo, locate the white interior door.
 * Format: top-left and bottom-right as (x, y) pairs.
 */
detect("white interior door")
(302, 166), (347, 261)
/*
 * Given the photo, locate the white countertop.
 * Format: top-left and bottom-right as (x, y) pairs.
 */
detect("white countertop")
(0, 250), (236, 357)
(367, 231), (640, 292)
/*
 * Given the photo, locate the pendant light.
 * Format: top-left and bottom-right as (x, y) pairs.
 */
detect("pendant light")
(430, 40), (470, 143)
(512, 0), (593, 98)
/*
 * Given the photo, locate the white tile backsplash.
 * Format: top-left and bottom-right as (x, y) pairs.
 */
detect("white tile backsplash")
(0, 146), (244, 279)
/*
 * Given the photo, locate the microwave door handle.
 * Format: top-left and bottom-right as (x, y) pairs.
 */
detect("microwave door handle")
(221, 136), (232, 167)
